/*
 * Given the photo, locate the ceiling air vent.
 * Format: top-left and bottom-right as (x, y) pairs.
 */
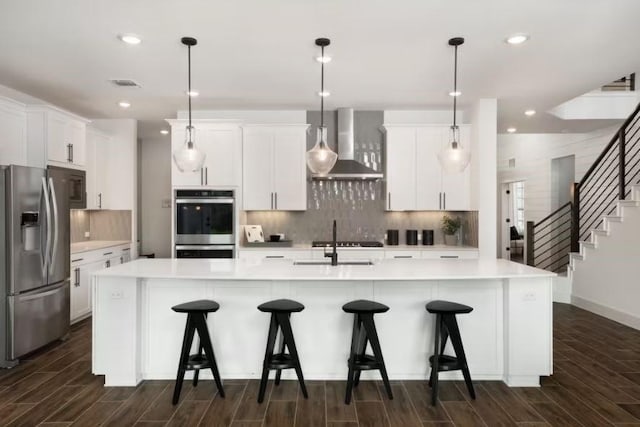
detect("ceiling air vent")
(110, 79), (141, 88)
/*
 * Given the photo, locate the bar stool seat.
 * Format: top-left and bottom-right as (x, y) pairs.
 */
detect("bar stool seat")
(343, 299), (389, 314)
(342, 299), (393, 404)
(426, 300), (475, 406)
(426, 300), (472, 314)
(258, 299), (304, 313)
(172, 300), (220, 313)
(171, 300), (224, 405)
(257, 299), (308, 403)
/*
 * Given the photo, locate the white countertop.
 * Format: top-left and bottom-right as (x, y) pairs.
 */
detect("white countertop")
(71, 240), (131, 254)
(239, 244), (478, 251)
(94, 257), (554, 281)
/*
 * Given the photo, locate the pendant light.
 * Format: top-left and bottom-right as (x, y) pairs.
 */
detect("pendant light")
(172, 37), (206, 173)
(438, 37), (471, 173)
(306, 38), (338, 176)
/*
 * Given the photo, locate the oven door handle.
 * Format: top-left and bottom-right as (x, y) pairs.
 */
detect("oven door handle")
(175, 245), (236, 250)
(175, 198), (235, 204)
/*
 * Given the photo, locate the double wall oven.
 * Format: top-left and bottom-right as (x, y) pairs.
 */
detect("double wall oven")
(174, 189), (236, 258)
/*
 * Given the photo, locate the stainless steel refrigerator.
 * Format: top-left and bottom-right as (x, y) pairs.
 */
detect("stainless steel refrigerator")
(1, 165), (72, 368)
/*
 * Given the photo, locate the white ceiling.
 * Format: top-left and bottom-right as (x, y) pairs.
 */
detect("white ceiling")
(1, 0), (638, 136)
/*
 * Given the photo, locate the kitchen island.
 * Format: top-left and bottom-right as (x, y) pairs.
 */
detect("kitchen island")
(92, 258), (554, 387)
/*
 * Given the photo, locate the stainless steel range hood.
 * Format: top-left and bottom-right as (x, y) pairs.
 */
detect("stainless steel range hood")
(312, 108), (383, 180)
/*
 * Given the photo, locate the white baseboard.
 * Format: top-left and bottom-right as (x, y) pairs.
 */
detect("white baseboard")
(571, 295), (640, 330)
(553, 291), (572, 304)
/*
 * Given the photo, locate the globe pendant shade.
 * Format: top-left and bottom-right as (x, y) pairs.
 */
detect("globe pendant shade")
(172, 126), (206, 172)
(437, 126), (470, 173)
(306, 126), (337, 175)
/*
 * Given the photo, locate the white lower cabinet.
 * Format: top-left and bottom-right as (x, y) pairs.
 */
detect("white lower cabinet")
(70, 244), (132, 323)
(237, 250), (311, 261)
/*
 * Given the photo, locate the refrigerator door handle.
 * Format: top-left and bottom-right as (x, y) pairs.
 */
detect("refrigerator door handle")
(48, 177), (59, 274)
(41, 177), (52, 273)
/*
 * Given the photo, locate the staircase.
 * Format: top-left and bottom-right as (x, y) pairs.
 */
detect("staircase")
(526, 101), (640, 274)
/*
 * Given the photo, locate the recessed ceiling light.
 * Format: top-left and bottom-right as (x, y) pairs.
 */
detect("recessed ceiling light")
(118, 34), (142, 45)
(316, 56), (332, 63)
(318, 91), (330, 97)
(449, 91), (461, 97)
(160, 129), (169, 135)
(524, 109), (536, 116)
(186, 90), (199, 97)
(118, 101), (131, 108)
(507, 127), (517, 133)
(505, 34), (529, 45)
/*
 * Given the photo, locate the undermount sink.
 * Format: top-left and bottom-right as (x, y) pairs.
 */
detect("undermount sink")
(293, 259), (375, 266)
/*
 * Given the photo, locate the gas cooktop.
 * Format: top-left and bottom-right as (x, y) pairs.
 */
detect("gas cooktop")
(311, 241), (384, 248)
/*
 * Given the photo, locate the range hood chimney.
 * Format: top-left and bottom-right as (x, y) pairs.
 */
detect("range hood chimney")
(312, 108), (383, 180)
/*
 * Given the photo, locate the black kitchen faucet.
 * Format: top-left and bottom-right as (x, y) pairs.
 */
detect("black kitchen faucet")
(324, 220), (338, 266)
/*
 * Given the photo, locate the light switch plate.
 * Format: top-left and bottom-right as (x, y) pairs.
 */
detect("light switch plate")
(84, 231), (90, 238)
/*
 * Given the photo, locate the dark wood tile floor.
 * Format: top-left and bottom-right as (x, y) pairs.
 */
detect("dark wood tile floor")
(2, 303), (640, 426)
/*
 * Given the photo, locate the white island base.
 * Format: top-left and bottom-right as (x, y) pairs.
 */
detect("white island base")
(92, 258), (554, 387)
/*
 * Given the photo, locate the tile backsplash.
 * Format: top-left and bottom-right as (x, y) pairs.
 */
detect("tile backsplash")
(70, 210), (132, 243)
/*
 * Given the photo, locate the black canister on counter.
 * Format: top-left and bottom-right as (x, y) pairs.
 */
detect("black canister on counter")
(422, 229), (434, 245)
(406, 229), (418, 245)
(387, 229), (399, 245)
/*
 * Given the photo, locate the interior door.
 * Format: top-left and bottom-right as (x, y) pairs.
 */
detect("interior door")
(273, 127), (306, 210)
(6, 165), (47, 295)
(46, 167), (70, 286)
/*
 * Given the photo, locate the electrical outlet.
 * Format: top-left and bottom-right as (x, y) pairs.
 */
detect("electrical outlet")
(110, 290), (123, 299)
(84, 231), (90, 238)
(523, 292), (536, 301)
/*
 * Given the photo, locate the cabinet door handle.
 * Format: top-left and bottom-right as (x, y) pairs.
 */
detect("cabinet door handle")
(440, 255), (459, 259)
(394, 255), (413, 259)
(74, 268), (80, 286)
(98, 193), (102, 209)
(265, 255), (284, 259)
(443, 192), (446, 210)
(388, 192), (391, 210)
(439, 192), (442, 210)
(270, 192), (274, 209)
(200, 169), (203, 185)
(103, 251), (113, 256)
(275, 192), (278, 210)
(70, 144), (74, 163)
(71, 258), (84, 263)
(105, 260), (111, 268)
(205, 167), (208, 185)
(67, 144), (72, 162)
(120, 256), (123, 263)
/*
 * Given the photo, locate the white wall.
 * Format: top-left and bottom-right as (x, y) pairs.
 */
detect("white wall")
(90, 119), (138, 256)
(470, 99), (498, 258)
(497, 126), (618, 224)
(572, 202), (640, 329)
(139, 136), (172, 258)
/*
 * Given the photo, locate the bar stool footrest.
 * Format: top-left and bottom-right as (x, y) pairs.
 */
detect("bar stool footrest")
(429, 354), (462, 372)
(350, 354), (382, 370)
(267, 353), (296, 370)
(185, 354), (212, 370)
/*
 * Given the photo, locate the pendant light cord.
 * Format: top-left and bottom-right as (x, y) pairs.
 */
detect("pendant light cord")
(320, 45), (325, 128)
(452, 44), (458, 128)
(188, 44), (192, 140)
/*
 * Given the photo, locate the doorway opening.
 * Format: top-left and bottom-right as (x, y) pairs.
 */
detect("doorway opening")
(501, 181), (525, 263)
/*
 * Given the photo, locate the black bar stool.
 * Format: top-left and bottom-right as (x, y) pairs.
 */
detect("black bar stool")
(342, 299), (393, 404)
(257, 299), (308, 403)
(426, 300), (475, 406)
(171, 300), (225, 405)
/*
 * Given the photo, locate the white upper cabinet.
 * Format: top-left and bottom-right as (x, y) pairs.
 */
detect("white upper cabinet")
(242, 125), (308, 211)
(0, 97), (27, 166)
(385, 127), (417, 211)
(27, 106), (88, 169)
(384, 124), (471, 211)
(169, 121), (242, 188)
(86, 128), (110, 209)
